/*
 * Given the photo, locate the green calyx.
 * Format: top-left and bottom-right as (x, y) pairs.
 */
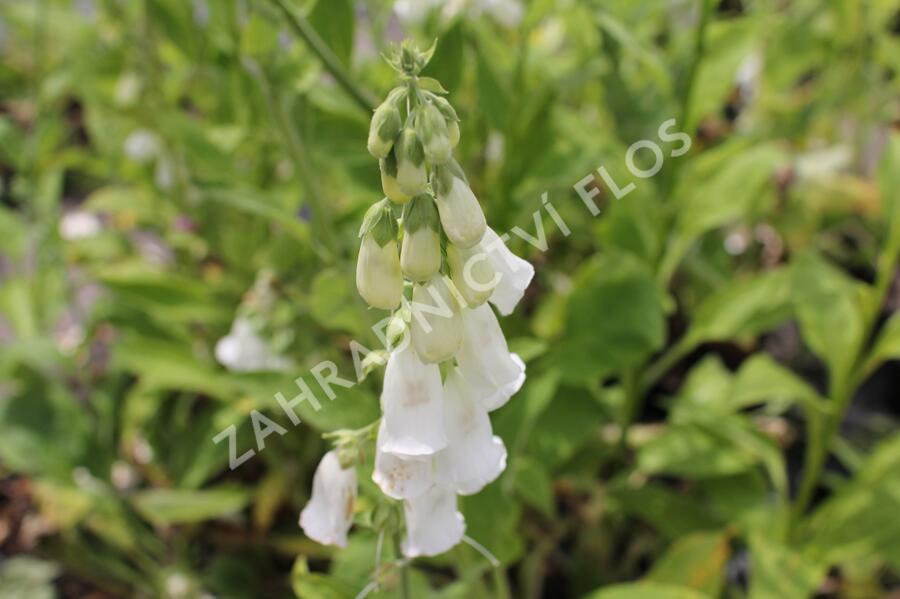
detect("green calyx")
(383, 39), (437, 76)
(397, 127), (425, 167)
(359, 199), (398, 247)
(433, 159), (467, 196)
(417, 103), (449, 145)
(402, 194), (440, 235)
(429, 94), (459, 123)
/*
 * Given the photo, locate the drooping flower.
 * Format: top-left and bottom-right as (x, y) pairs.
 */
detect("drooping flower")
(418, 102), (452, 164)
(400, 195), (442, 281)
(434, 162), (486, 248)
(455, 303), (526, 411)
(437, 368), (507, 495)
(379, 342), (448, 457)
(447, 241), (498, 308)
(395, 127), (427, 197)
(356, 200), (403, 311)
(299, 451), (357, 548)
(481, 227), (535, 315)
(380, 151), (412, 204)
(367, 90), (403, 159)
(215, 317), (291, 372)
(401, 484), (465, 558)
(409, 276), (462, 364)
(373, 422), (435, 500)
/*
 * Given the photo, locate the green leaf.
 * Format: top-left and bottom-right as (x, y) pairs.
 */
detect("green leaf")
(861, 311), (900, 376)
(747, 534), (825, 599)
(554, 253), (665, 382)
(510, 457), (555, 517)
(637, 421), (757, 478)
(308, 268), (368, 336)
(731, 354), (825, 413)
(309, 0), (354, 66)
(132, 487), (251, 525)
(241, 13), (278, 56)
(0, 557), (59, 599)
(291, 557), (356, 599)
(422, 21), (464, 93)
(583, 582), (712, 599)
(646, 531), (730, 597)
(791, 252), (866, 389)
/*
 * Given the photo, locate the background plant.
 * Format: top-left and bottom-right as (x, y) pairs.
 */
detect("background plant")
(0, 0), (898, 598)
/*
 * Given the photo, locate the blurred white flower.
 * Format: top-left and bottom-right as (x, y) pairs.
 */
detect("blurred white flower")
(124, 129), (160, 163)
(437, 368), (507, 495)
(456, 303), (526, 411)
(299, 450), (357, 548)
(379, 342), (448, 457)
(214, 317), (291, 373)
(59, 210), (101, 240)
(481, 227), (534, 315)
(402, 484), (465, 557)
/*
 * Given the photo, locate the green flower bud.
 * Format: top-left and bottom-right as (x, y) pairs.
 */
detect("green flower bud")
(434, 162), (486, 248)
(410, 275), (461, 363)
(400, 195), (441, 281)
(448, 120), (460, 148)
(418, 103), (451, 165)
(380, 152), (412, 204)
(357, 200), (402, 310)
(430, 95), (459, 148)
(367, 90), (404, 159)
(447, 241), (498, 307)
(395, 128), (427, 196)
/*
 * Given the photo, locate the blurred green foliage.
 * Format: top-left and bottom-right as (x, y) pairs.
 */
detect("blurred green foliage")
(1, 0), (899, 598)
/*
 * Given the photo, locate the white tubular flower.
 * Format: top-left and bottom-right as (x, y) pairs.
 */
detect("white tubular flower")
(299, 451), (357, 548)
(380, 152), (412, 205)
(410, 276), (462, 364)
(481, 227), (534, 315)
(418, 102), (451, 165)
(447, 241), (499, 308)
(367, 91), (403, 159)
(400, 195), (442, 282)
(373, 422), (435, 500)
(437, 368), (507, 495)
(379, 342), (448, 457)
(456, 303), (526, 411)
(435, 162), (486, 249)
(215, 317), (290, 372)
(402, 485), (465, 558)
(395, 128), (427, 197)
(356, 201), (403, 311)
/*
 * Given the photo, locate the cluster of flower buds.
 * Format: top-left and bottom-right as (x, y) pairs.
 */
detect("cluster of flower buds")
(300, 41), (534, 560)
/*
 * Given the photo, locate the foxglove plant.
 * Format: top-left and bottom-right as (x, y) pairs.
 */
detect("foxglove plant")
(299, 41), (534, 566)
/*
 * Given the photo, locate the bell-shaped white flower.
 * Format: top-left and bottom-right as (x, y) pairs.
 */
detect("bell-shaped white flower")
(410, 276), (462, 364)
(402, 485), (465, 558)
(435, 173), (486, 249)
(299, 451), (357, 548)
(379, 342), (448, 457)
(481, 227), (534, 315)
(215, 317), (291, 372)
(381, 153), (412, 204)
(373, 422), (435, 500)
(400, 195), (442, 282)
(437, 369), (507, 495)
(395, 128), (427, 196)
(456, 303), (525, 411)
(447, 241), (499, 308)
(356, 235), (403, 310)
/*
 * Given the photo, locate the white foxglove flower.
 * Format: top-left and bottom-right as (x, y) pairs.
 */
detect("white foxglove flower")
(481, 227), (534, 315)
(395, 128), (427, 196)
(215, 317), (291, 372)
(435, 164), (486, 248)
(410, 276), (462, 364)
(381, 152), (412, 204)
(418, 102), (451, 165)
(124, 129), (160, 163)
(356, 201), (403, 310)
(402, 485), (465, 558)
(373, 422), (435, 500)
(447, 241), (498, 308)
(437, 369), (507, 495)
(299, 451), (357, 548)
(367, 92), (403, 159)
(379, 343), (448, 457)
(400, 195), (441, 281)
(59, 210), (102, 241)
(456, 303), (525, 411)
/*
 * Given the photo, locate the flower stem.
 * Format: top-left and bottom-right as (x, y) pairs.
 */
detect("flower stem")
(268, 0), (377, 113)
(393, 532), (411, 599)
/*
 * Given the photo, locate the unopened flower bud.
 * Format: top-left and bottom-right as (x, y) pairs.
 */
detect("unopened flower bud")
(434, 162), (486, 248)
(401, 195), (442, 281)
(431, 96), (460, 148)
(410, 276), (462, 363)
(448, 121), (460, 148)
(381, 151), (412, 204)
(367, 91), (403, 159)
(447, 241), (498, 307)
(395, 128), (427, 196)
(418, 103), (452, 165)
(357, 201), (403, 310)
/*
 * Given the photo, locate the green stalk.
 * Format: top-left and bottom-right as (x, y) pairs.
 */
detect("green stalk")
(393, 533), (411, 599)
(268, 0), (377, 113)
